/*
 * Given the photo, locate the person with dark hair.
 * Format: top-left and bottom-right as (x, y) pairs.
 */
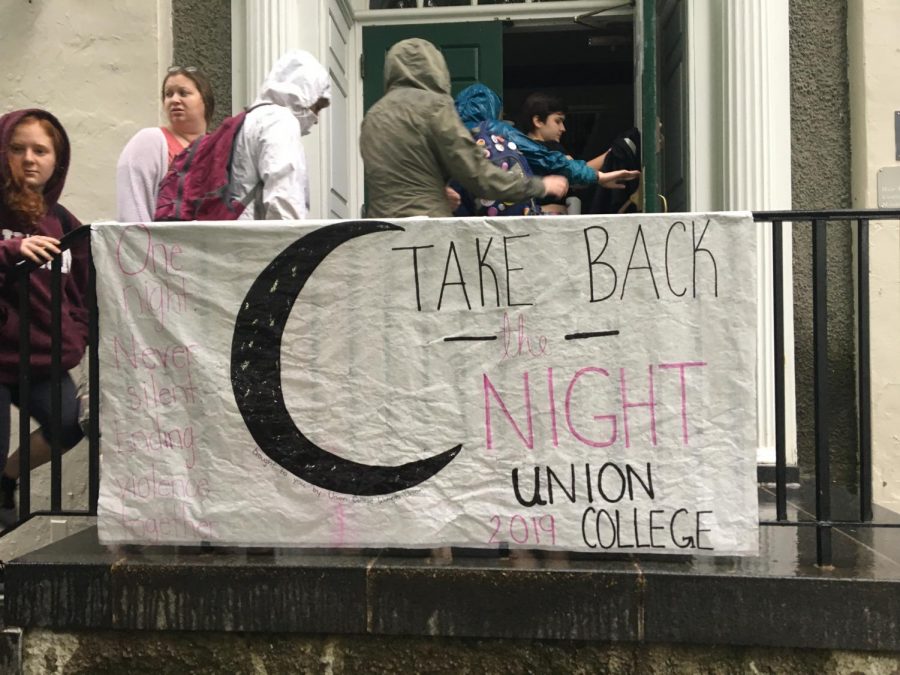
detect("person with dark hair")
(455, 85), (638, 206)
(520, 91), (642, 214)
(360, 39), (567, 218)
(116, 65), (216, 222)
(0, 109), (88, 529)
(517, 91), (575, 214)
(518, 92), (568, 143)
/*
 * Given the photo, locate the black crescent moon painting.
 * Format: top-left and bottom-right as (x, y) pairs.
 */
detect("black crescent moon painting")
(230, 220), (462, 496)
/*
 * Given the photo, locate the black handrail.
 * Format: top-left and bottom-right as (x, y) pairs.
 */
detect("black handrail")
(754, 208), (900, 220)
(811, 217), (832, 566)
(87, 243), (100, 516)
(10, 225), (93, 531)
(16, 271), (31, 522)
(857, 218), (873, 522)
(754, 208), (900, 565)
(771, 218), (787, 521)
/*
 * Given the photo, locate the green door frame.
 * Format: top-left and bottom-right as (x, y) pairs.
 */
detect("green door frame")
(361, 7), (661, 213)
(639, 0), (660, 212)
(362, 22), (504, 113)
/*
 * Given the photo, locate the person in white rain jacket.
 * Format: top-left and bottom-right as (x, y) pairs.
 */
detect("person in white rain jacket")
(231, 50), (331, 220)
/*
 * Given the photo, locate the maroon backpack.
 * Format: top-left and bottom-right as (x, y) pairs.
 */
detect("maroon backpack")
(154, 104), (268, 221)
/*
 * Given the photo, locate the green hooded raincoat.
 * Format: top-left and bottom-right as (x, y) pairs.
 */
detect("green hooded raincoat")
(360, 38), (545, 218)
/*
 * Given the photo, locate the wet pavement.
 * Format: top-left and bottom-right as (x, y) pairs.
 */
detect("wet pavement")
(679, 482), (900, 578)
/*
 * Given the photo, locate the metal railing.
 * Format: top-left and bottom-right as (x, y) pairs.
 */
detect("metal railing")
(9, 225), (98, 531)
(8, 210), (900, 566)
(756, 208), (900, 566)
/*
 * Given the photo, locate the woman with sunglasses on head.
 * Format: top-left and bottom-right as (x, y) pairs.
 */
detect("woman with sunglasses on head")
(116, 66), (215, 222)
(0, 109), (89, 529)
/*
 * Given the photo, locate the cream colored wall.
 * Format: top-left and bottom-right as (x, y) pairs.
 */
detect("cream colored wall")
(849, 0), (899, 208)
(849, 0), (900, 510)
(0, 0), (172, 222)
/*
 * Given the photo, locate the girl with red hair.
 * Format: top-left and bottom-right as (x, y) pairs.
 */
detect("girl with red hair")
(0, 109), (88, 530)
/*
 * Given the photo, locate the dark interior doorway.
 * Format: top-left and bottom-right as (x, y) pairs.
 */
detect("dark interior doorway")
(360, 14), (641, 213)
(502, 21), (634, 167)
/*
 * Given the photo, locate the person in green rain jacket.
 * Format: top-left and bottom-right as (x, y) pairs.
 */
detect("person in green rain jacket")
(360, 38), (567, 218)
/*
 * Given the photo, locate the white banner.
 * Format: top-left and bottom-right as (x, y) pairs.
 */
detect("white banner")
(93, 213), (759, 554)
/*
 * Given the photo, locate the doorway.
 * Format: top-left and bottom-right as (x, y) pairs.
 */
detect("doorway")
(361, 16), (640, 213)
(503, 20), (635, 212)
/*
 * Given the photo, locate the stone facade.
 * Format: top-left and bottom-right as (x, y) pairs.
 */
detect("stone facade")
(788, 0), (858, 486)
(172, 0), (231, 127)
(17, 631), (900, 675)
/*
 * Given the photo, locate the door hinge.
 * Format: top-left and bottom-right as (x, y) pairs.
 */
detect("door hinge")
(360, 53), (365, 80)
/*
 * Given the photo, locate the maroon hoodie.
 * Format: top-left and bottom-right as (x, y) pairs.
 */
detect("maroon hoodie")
(0, 109), (88, 385)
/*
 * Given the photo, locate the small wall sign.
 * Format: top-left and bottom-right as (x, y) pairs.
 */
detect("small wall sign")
(877, 165), (900, 208)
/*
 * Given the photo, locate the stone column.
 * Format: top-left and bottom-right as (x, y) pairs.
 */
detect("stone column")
(722, 0), (792, 211)
(241, 0), (305, 104)
(722, 0), (795, 463)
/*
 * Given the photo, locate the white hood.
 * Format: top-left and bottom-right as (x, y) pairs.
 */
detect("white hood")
(254, 50), (331, 136)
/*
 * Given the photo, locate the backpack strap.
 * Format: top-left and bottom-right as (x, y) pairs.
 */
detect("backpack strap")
(245, 102), (275, 114)
(227, 102), (276, 214)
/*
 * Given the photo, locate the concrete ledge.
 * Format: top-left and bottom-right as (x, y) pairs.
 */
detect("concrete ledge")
(4, 526), (900, 652)
(368, 561), (642, 642)
(641, 571), (900, 651)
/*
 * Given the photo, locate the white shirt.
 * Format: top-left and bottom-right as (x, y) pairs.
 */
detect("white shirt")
(115, 127), (168, 222)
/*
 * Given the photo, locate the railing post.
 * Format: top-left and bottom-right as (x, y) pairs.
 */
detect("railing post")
(812, 218), (832, 566)
(5, 225), (95, 533)
(88, 244), (100, 515)
(17, 273), (32, 520)
(772, 219), (787, 520)
(857, 218), (872, 522)
(50, 255), (63, 512)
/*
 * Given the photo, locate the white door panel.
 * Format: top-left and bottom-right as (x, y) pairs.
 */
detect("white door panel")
(327, 0), (352, 219)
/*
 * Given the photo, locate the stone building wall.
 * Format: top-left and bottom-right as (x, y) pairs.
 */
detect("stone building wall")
(789, 0), (857, 486)
(172, 0), (231, 128)
(18, 630), (900, 675)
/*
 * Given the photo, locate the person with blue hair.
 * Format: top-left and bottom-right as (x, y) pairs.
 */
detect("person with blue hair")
(454, 84), (639, 193)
